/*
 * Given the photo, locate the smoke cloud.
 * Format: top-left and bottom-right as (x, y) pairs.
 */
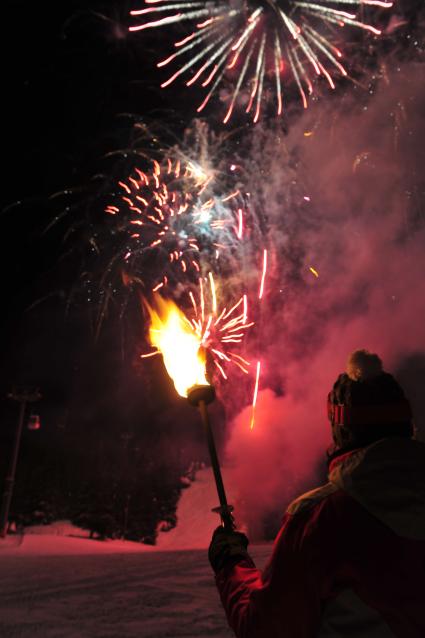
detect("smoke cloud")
(225, 55), (425, 537)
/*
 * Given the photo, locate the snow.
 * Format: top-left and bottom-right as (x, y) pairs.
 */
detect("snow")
(0, 467), (242, 556)
(0, 533), (157, 556)
(0, 467), (273, 636)
(0, 521), (157, 556)
(0, 541), (270, 637)
(156, 467), (243, 550)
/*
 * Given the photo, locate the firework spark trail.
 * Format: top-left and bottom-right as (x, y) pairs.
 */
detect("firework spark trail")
(130, 0), (392, 122)
(105, 156), (248, 290)
(250, 360), (261, 429)
(141, 273), (254, 381)
(258, 248), (268, 299)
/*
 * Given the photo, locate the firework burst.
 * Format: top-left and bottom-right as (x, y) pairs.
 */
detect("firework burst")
(142, 272), (254, 382)
(130, 0), (392, 122)
(105, 155), (248, 291)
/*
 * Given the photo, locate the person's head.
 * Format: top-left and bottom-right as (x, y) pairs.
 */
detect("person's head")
(327, 349), (413, 460)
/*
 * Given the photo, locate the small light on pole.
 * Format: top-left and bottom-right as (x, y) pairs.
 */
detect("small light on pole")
(27, 414), (41, 431)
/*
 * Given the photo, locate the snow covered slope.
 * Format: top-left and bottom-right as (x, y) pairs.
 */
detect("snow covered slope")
(0, 474), (272, 637)
(0, 466), (241, 555)
(0, 544), (271, 637)
(156, 467), (242, 550)
(0, 521), (156, 556)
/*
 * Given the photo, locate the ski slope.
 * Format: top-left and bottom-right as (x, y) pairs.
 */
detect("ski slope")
(0, 543), (270, 637)
(156, 466), (243, 550)
(0, 468), (272, 637)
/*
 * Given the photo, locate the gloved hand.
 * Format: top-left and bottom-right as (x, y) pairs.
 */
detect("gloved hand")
(208, 525), (250, 573)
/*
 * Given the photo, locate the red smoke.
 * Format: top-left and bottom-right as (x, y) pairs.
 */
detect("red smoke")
(224, 57), (425, 538)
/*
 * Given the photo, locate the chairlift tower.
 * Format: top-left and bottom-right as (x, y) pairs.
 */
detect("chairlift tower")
(0, 388), (41, 538)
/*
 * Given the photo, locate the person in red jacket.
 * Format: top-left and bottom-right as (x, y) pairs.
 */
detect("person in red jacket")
(208, 349), (425, 638)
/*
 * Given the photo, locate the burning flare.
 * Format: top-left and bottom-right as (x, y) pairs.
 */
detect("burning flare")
(144, 295), (209, 397)
(142, 274), (253, 382)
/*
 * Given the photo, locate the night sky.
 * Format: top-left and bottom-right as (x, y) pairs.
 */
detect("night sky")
(1, 1), (216, 496)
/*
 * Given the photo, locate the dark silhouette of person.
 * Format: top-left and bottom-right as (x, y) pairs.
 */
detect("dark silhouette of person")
(209, 349), (425, 637)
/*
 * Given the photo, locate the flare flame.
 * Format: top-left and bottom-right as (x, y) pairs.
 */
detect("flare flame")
(144, 295), (209, 397)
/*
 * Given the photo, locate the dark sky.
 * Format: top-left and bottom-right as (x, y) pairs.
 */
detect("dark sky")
(0, 0), (203, 448)
(3, 1), (161, 286)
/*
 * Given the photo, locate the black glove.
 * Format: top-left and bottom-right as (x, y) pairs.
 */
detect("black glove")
(208, 525), (250, 573)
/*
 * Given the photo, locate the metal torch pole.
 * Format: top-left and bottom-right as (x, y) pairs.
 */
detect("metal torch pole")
(198, 399), (234, 529)
(188, 385), (234, 530)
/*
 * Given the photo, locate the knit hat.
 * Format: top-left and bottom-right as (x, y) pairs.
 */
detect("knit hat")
(328, 350), (413, 453)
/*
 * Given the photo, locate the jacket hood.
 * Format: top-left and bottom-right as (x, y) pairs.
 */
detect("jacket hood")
(329, 437), (425, 540)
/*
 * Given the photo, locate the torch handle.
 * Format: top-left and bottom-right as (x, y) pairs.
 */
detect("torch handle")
(198, 399), (235, 530)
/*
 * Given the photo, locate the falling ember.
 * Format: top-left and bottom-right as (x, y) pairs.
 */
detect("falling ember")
(259, 249), (268, 299)
(144, 295), (208, 398)
(250, 360), (261, 430)
(309, 266), (319, 278)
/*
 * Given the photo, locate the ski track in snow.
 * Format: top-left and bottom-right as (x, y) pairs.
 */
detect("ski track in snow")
(0, 545), (271, 637)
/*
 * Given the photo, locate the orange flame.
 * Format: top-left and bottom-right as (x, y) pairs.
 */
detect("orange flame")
(144, 295), (208, 397)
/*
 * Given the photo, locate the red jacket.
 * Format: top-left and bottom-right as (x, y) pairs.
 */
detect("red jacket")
(216, 437), (425, 637)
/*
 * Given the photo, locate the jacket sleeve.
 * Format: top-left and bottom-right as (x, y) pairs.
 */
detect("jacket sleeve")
(215, 505), (330, 638)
